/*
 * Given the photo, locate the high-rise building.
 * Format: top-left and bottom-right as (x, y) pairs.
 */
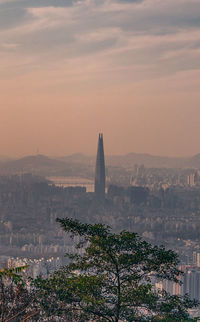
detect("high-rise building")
(95, 133), (105, 199)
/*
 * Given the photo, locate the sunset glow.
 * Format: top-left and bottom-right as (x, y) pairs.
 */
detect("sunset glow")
(1, 0), (200, 157)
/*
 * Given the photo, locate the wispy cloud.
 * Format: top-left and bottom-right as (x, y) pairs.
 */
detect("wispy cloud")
(0, 0), (200, 83)
(1, 0), (200, 156)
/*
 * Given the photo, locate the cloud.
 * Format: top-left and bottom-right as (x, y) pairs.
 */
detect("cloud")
(0, 0), (77, 8)
(1, 42), (19, 49)
(1, 0), (200, 157)
(0, 0), (200, 84)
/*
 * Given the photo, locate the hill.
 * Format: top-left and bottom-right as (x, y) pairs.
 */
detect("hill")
(58, 152), (200, 169)
(1, 152), (200, 179)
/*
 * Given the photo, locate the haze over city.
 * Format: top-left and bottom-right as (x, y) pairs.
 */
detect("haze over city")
(1, 0), (200, 157)
(2, 2), (200, 318)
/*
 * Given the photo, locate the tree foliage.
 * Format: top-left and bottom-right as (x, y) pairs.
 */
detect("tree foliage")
(0, 266), (39, 321)
(35, 218), (198, 321)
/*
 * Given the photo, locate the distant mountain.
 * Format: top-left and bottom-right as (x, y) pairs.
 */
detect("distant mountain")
(56, 153), (94, 165)
(0, 154), (95, 178)
(0, 154), (69, 176)
(1, 152), (200, 178)
(105, 153), (186, 168)
(189, 153), (200, 167)
(58, 152), (200, 169)
(107, 153), (200, 169)
(0, 156), (14, 162)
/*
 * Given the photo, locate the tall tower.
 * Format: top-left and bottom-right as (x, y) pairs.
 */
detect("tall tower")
(95, 133), (105, 199)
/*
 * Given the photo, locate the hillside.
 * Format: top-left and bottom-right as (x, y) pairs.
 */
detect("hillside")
(0, 154), (91, 177)
(58, 153), (200, 169)
(1, 152), (200, 178)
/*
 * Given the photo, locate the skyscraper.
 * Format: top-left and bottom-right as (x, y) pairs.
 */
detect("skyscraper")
(95, 133), (105, 199)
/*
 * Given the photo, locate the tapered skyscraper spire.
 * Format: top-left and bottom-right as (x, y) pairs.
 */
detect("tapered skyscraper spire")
(95, 133), (105, 199)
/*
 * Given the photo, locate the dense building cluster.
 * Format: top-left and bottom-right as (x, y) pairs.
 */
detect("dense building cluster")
(0, 174), (200, 261)
(1, 141), (200, 307)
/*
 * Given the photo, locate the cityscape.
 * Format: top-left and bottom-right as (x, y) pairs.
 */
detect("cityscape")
(1, 0), (200, 320)
(0, 134), (200, 315)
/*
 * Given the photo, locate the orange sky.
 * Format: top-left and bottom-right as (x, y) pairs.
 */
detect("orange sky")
(1, 0), (200, 157)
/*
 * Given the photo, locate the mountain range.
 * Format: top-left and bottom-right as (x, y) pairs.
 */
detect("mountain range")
(58, 152), (200, 169)
(0, 153), (200, 177)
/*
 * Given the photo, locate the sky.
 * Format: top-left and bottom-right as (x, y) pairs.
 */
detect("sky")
(1, 0), (200, 157)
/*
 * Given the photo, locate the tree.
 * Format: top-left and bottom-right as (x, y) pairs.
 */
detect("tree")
(36, 218), (198, 321)
(0, 266), (39, 321)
